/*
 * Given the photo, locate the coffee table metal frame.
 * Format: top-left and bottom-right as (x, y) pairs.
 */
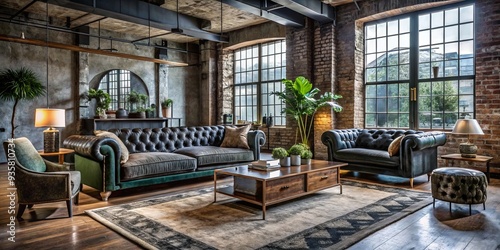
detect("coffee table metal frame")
(214, 160), (347, 219)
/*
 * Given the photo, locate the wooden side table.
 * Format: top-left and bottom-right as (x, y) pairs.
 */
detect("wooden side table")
(440, 154), (494, 182)
(38, 148), (75, 164)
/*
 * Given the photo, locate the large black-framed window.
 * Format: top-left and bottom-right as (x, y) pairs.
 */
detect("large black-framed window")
(233, 40), (286, 126)
(364, 3), (475, 130)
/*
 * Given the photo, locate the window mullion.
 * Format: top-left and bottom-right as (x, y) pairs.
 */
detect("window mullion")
(409, 14), (419, 130)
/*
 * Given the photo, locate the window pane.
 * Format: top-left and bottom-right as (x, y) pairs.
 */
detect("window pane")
(388, 20), (398, 35)
(400, 18), (410, 33)
(460, 23), (473, 40)
(445, 25), (459, 42)
(460, 5), (474, 23)
(445, 8), (458, 25)
(431, 28), (443, 44)
(377, 23), (386, 36)
(419, 14), (430, 30)
(431, 11), (443, 28)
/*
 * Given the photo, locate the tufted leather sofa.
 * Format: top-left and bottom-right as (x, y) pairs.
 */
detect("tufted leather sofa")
(321, 129), (446, 187)
(63, 126), (266, 200)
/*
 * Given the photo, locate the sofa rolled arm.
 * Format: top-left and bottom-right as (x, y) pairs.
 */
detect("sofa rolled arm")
(247, 130), (266, 160)
(402, 131), (447, 151)
(321, 129), (361, 161)
(63, 135), (121, 163)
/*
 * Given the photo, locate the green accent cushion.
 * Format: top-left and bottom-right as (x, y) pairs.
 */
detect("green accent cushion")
(121, 152), (197, 181)
(14, 137), (46, 172)
(174, 146), (254, 166)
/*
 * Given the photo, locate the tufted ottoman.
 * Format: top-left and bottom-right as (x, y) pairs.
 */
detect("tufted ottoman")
(431, 167), (488, 215)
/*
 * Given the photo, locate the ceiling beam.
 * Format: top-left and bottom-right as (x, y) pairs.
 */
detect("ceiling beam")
(271, 0), (335, 23)
(48, 0), (228, 43)
(221, 0), (304, 27)
(0, 34), (188, 66)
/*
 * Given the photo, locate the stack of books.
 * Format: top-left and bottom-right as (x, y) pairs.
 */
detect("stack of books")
(250, 159), (281, 170)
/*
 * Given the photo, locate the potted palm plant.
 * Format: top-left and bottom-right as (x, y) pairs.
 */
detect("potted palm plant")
(0, 67), (46, 138)
(161, 98), (173, 118)
(272, 76), (342, 146)
(272, 147), (290, 167)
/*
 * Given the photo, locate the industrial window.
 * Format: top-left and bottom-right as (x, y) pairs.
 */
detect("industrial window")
(364, 3), (475, 130)
(233, 40), (286, 126)
(99, 69), (131, 110)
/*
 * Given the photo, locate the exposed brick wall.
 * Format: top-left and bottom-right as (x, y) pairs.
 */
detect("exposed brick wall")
(313, 23), (336, 160)
(333, 0), (500, 171)
(440, 0), (500, 172)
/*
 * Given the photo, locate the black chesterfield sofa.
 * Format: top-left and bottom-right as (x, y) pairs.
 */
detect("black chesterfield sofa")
(63, 126), (265, 200)
(321, 129), (446, 187)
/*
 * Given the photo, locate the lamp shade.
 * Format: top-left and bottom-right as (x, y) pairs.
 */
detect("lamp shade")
(35, 108), (65, 128)
(451, 119), (484, 135)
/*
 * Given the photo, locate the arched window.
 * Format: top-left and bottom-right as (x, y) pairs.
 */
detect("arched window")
(97, 69), (148, 110)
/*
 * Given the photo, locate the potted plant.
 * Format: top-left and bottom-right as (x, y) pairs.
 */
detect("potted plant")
(0, 67), (46, 138)
(128, 91), (148, 118)
(272, 147), (290, 167)
(87, 88), (111, 119)
(161, 98), (173, 118)
(289, 144), (306, 166)
(301, 149), (313, 165)
(272, 76), (342, 146)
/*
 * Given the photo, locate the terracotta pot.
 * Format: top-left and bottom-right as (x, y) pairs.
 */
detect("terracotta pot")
(162, 107), (171, 118)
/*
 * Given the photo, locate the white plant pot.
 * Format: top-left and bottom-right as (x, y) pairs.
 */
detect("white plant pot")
(301, 158), (311, 165)
(280, 157), (291, 167)
(290, 155), (301, 166)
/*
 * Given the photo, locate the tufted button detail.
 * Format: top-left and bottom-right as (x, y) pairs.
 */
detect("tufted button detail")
(431, 167), (487, 206)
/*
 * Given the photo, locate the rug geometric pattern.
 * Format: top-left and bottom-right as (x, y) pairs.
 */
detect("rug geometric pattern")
(261, 181), (430, 249)
(87, 181), (431, 250)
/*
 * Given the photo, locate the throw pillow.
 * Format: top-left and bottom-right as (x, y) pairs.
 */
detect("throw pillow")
(220, 125), (251, 149)
(388, 135), (404, 157)
(94, 130), (129, 163)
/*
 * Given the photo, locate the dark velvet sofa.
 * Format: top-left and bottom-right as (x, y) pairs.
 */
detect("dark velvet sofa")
(63, 126), (265, 200)
(321, 129), (446, 187)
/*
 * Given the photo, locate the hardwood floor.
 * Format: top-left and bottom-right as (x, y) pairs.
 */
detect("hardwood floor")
(0, 162), (498, 250)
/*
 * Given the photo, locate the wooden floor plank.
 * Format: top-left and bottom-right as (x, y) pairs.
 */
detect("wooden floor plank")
(1, 162), (499, 249)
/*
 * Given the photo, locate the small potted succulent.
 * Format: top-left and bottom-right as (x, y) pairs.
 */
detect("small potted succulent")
(289, 144), (306, 166)
(272, 147), (290, 167)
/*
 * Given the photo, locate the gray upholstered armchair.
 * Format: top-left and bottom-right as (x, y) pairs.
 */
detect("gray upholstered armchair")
(3, 137), (81, 219)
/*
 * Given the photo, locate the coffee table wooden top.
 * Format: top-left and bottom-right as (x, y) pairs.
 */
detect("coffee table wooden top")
(215, 160), (348, 180)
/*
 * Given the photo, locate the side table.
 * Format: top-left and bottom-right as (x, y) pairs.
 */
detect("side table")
(440, 154), (494, 183)
(38, 148), (75, 164)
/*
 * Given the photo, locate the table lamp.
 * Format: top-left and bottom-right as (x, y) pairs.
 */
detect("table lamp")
(451, 119), (484, 158)
(35, 108), (65, 153)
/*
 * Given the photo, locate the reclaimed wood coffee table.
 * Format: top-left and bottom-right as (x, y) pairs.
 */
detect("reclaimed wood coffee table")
(214, 160), (347, 219)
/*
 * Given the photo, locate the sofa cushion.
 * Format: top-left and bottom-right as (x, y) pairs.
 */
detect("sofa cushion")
(174, 146), (254, 166)
(95, 130), (130, 163)
(334, 148), (399, 167)
(121, 152), (196, 181)
(388, 135), (404, 156)
(220, 125), (251, 149)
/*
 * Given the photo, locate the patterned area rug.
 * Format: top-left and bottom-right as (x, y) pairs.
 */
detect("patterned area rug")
(86, 181), (431, 250)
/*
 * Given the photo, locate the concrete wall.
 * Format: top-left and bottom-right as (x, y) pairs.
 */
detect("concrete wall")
(0, 21), (75, 162)
(0, 18), (200, 162)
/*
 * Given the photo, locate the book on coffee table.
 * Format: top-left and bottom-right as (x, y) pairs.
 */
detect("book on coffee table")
(250, 164), (281, 171)
(253, 159), (280, 167)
